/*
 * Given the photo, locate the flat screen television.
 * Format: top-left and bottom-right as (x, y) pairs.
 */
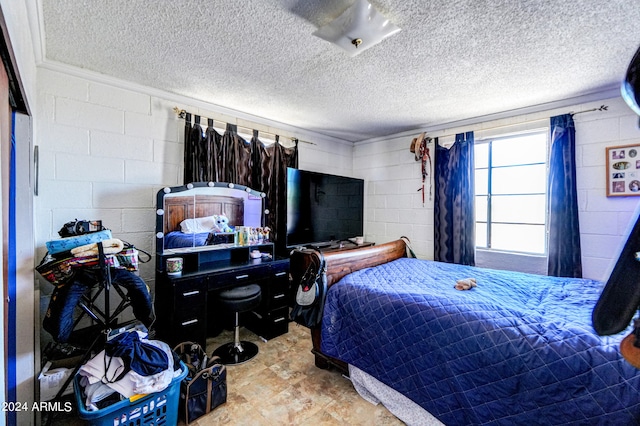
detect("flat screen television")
(286, 168), (364, 249)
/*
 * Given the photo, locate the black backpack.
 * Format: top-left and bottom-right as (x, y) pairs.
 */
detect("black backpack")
(290, 250), (327, 328)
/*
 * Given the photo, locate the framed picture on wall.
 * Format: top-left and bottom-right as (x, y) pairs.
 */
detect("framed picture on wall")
(606, 143), (640, 197)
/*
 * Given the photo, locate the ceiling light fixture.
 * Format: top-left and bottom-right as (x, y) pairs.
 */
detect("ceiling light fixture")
(313, 0), (401, 57)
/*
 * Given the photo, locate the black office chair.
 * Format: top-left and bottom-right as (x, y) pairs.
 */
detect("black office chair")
(212, 284), (262, 365)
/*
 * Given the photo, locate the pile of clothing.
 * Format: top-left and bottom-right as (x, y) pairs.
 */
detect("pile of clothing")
(77, 329), (181, 411)
(38, 232), (155, 343)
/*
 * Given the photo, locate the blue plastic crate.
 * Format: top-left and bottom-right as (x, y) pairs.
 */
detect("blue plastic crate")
(74, 361), (188, 426)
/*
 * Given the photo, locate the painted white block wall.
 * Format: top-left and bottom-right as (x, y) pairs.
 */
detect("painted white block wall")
(354, 134), (432, 257)
(355, 96), (640, 282)
(574, 98), (640, 280)
(34, 67), (353, 296)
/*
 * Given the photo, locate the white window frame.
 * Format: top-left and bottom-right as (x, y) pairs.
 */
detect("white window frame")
(474, 129), (549, 256)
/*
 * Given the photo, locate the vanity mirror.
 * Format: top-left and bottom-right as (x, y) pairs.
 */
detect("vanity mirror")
(153, 182), (290, 346)
(155, 182), (267, 255)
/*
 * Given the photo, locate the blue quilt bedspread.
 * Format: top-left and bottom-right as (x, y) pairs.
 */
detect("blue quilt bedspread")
(320, 258), (640, 425)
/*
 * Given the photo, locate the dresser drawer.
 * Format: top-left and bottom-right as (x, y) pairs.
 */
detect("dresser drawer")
(271, 269), (289, 284)
(172, 316), (206, 348)
(174, 279), (206, 309)
(175, 285), (206, 306)
(263, 279), (289, 309)
(267, 306), (289, 328)
(269, 260), (290, 308)
(170, 277), (206, 325)
(173, 276), (206, 294)
(246, 306), (289, 340)
(270, 260), (290, 276)
(174, 300), (206, 323)
(210, 264), (270, 289)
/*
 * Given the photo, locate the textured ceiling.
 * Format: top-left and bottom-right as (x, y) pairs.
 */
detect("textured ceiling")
(40, 0), (640, 142)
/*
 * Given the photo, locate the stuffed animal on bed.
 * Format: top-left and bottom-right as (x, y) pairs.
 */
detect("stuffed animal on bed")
(214, 214), (233, 233)
(455, 278), (477, 291)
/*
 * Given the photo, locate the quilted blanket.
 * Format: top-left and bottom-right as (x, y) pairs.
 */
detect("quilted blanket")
(320, 258), (640, 425)
(164, 230), (209, 249)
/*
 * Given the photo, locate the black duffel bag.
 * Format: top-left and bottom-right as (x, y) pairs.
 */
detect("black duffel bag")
(174, 342), (227, 424)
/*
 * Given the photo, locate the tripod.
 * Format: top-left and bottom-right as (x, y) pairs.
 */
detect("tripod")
(43, 242), (133, 425)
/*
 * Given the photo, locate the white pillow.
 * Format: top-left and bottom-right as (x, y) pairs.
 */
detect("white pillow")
(180, 216), (217, 234)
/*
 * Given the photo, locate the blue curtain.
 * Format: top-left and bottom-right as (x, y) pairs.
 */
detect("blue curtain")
(434, 132), (475, 265)
(547, 114), (582, 277)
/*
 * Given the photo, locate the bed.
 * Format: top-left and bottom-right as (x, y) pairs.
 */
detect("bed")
(293, 239), (640, 425)
(162, 194), (243, 249)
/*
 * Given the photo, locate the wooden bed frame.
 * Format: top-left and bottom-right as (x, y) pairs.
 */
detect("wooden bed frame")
(290, 239), (408, 372)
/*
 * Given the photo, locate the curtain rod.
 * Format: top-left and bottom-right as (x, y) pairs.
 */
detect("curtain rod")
(422, 105), (610, 143)
(570, 104), (609, 116)
(173, 107), (315, 145)
(425, 118), (548, 143)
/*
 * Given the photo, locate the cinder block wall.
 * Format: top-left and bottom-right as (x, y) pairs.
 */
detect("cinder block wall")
(573, 100), (640, 280)
(34, 67), (354, 306)
(354, 96), (640, 281)
(35, 68), (640, 304)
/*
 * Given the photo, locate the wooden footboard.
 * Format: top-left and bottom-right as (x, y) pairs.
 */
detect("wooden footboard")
(290, 239), (408, 371)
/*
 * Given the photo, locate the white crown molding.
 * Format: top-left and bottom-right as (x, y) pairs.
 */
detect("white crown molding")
(356, 87), (622, 145)
(27, 0), (46, 65)
(37, 54), (623, 149)
(37, 58), (353, 147)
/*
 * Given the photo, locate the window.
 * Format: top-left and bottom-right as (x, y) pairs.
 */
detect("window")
(474, 131), (548, 254)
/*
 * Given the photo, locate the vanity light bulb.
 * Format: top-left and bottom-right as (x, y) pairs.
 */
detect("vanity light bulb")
(208, 182), (215, 187)
(245, 187), (251, 192)
(264, 209), (270, 215)
(186, 183), (194, 189)
(260, 192), (266, 198)
(163, 187), (171, 194)
(228, 183), (235, 188)
(156, 232), (164, 239)
(157, 209), (164, 216)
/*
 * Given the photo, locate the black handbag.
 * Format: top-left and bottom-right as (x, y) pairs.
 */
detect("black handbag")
(174, 342), (227, 424)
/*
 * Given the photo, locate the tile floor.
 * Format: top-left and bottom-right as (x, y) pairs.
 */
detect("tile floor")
(44, 323), (405, 425)
(190, 323), (405, 425)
